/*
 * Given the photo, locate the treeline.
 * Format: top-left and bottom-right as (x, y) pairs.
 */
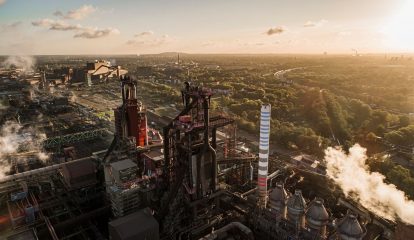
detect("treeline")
(368, 157), (414, 199)
(385, 125), (414, 147)
(138, 80), (181, 104)
(219, 83), (411, 157)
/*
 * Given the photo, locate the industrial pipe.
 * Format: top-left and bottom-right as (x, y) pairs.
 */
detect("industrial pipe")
(0, 157), (91, 184)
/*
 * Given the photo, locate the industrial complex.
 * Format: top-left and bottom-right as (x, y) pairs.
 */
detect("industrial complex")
(0, 58), (412, 240)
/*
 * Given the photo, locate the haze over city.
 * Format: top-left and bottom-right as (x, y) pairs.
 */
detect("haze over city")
(0, 1), (414, 240)
(1, 0), (414, 55)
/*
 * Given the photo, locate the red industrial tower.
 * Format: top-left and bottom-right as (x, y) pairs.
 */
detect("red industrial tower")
(114, 75), (147, 147)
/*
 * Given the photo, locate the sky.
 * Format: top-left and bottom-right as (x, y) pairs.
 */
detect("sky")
(0, 0), (413, 55)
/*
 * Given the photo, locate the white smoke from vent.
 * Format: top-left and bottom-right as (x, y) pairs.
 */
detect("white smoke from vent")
(0, 121), (49, 179)
(325, 144), (414, 224)
(1, 55), (36, 73)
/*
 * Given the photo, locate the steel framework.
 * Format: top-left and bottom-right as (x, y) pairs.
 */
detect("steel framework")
(43, 128), (108, 148)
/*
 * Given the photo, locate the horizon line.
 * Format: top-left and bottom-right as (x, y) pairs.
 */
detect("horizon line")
(1, 52), (414, 57)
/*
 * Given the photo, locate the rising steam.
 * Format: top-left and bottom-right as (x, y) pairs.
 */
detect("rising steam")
(1, 55), (36, 72)
(0, 121), (49, 179)
(325, 144), (414, 224)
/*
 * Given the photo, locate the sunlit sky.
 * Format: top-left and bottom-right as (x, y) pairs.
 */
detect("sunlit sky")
(0, 0), (413, 55)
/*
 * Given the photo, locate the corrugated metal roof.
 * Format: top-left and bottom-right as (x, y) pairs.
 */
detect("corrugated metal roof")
(108, 208), (159, 240)
(110, 159), (137, 172)
(63, 158), (95, 178)
(143, 149), (164, 161)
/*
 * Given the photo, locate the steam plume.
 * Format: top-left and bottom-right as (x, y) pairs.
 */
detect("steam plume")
(0, 121), (49, 179)
(1, 55), (36, 72)
(325, 144), (414, 224)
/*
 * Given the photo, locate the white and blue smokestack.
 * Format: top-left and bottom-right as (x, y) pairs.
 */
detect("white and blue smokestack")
(258, 104), (271, 206)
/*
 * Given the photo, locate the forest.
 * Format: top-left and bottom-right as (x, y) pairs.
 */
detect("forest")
(137, 54), (414, 197)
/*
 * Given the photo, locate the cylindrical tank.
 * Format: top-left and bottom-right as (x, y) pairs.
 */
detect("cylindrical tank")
(305, 198), (329, 237)
(336, 211), (366, 240)
(287, 189), (306, 229)
(268, 183), (288, 221)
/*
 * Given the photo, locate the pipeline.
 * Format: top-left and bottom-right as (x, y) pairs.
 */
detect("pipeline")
(0, 157), (91, 184)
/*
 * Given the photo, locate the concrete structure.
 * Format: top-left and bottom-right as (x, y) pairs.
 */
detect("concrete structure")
(268, 183), (288, 221)
(287, 189), (306, 229)
(335, 211), (366, 240)
(110, 159), (138, 185)
(305, 198), (330, 237)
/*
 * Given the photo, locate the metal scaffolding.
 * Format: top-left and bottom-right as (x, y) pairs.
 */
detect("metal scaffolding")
(43, 128), (109, 148)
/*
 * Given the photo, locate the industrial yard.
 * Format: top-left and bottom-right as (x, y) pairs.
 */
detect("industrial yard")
(0, 53), (412, 240)
(2, 0), (414, 238)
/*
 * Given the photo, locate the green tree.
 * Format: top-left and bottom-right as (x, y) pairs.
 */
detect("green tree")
(399, 115), (410, 127)
(387, 165), (411, 186)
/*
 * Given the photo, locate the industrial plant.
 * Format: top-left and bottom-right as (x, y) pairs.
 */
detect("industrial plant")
(0, 56), (413, 240)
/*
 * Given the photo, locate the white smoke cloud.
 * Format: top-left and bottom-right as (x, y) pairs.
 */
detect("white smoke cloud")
(1, 55), (36, 72)
(325, 144), (414, 224)
(0, 121), (49, 179)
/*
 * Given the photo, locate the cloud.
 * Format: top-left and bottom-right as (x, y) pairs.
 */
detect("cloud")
(201, 41), (216, 47)
(32, 18), (55, 27)
(1, 21), (22, 32)
(134, 31), (154, 37)
(32, 19), (119, 39)
(50, 23), (82, 31)
(303, 19), (327, 27)
(74, 27), (120, 39)
(7, 21), (21, 28)
(32, 19), (82, 31)
(266, 26), (285, 35)
(127, 33), (173, 46)
(54, 5), (96, 20)
(0, 0), (5, 6)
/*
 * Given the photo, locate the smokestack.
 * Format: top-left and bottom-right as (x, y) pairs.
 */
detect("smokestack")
(258, 104), (271, 207)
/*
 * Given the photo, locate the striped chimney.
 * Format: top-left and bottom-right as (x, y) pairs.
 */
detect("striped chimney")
(258, 104), (271, 206)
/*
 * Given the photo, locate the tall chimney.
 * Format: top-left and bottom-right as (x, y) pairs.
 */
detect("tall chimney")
(258, 104), (271, 207)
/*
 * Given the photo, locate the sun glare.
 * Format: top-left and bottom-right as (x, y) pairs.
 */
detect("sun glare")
(383, 0), (414, 51)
